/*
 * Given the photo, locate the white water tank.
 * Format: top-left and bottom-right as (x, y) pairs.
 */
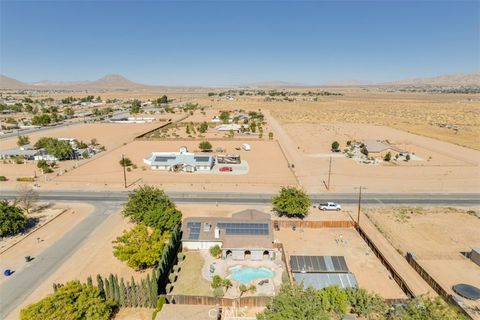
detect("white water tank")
(242, 143), (251, 151)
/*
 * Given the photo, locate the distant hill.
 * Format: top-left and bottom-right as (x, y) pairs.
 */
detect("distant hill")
(385, 72), (480, 87)
(242, 80), (309, 88)
(1, 74), (151, 90)
(322, 79), (372, 86)
(0, 74), (32, 89)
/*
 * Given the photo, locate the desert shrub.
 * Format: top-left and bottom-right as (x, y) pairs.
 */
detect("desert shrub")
(17, 135), (30, 146)
(209, 244), (222, 258)
(16, 177), (35, 182)
(177, 252), (185, 262)
(384, 152), (392, 162)
(211, 275), (223, 289)
(199, 141), (212, 152)
(0, 176), (7, 181)
(331, 141), (340, 151)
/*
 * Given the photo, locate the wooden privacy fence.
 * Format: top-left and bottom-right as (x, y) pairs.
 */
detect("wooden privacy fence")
(273, 219), (354, 229)
(356, 225), (416, 298)
(406, 253), (475, 320)
(273, 242), (292, 283)
(163, 294), (271, 308)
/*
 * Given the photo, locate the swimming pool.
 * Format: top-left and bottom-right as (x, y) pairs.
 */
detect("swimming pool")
(228, 266), (274, 284)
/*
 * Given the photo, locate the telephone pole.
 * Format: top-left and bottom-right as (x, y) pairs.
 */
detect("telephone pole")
(122, 154), (127, 188)
(327, 156), (332, 190)
(354, 186), (366, 226)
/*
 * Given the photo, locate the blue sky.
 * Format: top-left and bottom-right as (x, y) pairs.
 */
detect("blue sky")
(1, 0), (479, 86)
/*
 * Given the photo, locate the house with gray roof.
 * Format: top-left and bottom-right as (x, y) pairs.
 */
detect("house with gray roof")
(143, 147), (214, 172)
(182, 209), (275, 260)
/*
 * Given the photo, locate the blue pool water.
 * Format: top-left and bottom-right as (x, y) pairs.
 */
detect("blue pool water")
(229, 266), (274, 284)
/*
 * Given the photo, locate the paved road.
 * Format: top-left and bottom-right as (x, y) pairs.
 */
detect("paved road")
(0, 120), (85, 140)
(1, 190), (479, 206)
(0, 202), (119, 319)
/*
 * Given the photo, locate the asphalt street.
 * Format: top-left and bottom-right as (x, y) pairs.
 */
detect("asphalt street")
(0, 202), (120, 319)
(1, 190), (479, 206)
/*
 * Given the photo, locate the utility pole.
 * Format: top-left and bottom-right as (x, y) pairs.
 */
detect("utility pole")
(354, 186), (366, 226)
(122, 154), (127, 188)
(327, 156), (332, 190)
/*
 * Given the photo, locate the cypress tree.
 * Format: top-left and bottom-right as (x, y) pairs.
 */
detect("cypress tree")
(119, 278), (126, 307)
(97, 275), (105, 299)
(114, 275), (120, 303)
(125, 281), (132, 307)
(141, 279), (149, 307)
(105, 278), (111, 300)
(131, 277), (138, 307)
(108, 274), (115, 302)
(86, 276), (93, 287)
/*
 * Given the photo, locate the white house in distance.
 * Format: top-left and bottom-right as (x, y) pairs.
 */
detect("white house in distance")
(143, 147), (214, 172)
(182, 209), (275, 261)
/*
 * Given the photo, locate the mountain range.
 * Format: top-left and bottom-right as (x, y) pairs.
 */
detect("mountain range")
(1, 72), (479, 90)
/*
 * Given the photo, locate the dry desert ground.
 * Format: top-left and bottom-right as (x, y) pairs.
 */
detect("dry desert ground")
(366, 207), (480, 315)
(275, 227), (407, 299)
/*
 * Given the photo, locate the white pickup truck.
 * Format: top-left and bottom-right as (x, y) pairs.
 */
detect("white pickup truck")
(319, 202), (342, 211)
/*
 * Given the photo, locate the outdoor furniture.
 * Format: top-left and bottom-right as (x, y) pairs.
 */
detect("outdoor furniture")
(3, 269), (12, 276)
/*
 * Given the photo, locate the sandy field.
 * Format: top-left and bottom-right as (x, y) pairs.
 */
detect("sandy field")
(268, 115), (480, 193)
(275, 227), (407, 299)
(1, 121), (163, 150)
(0, 203), (93, 284)
(367, 207), (480, 314)
(50, 139), (296, 192)
(194, 90), (480, 150)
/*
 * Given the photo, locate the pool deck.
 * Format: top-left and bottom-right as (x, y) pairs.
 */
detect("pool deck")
(199, 249), (284, 298)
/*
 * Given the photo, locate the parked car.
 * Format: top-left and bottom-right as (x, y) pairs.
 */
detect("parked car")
(219, 166), (233, 172)
(319, 202), (341, 211)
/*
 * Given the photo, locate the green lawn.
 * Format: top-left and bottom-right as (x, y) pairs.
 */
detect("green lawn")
(171, 251), (212, 296)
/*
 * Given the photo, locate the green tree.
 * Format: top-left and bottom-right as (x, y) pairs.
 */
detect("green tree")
(331, 141), (340, 151)
(119, 157), (133, 167)
(389, 296), (467, 320)
(219, 111), (230, 123)
(20, 281), (115, 320)
(383, 152), (392, 162)
(272, 186), (311, 218)
(257, 284), (330, 320)
(345, 288), (387, 318)
(31, 114), (51, 126)
(405, 154), (411, 162)
(198, 121), (209, 133)
(63, 107), (74, 117)
(239, 284), (248, 297)
(157, 95), (168, 104)
(209, 244), (222, 258)
(122, 185), (182, 232)
(211, 275), (223, 289)
(130, 100), (142, 114)
(268, 132), (274, 140)
(97, 274), (105, 299)
(17, 135), (30, 147)
(198, 141), (212, 152)
(34, 137), (74, 160)
(37, 160), (53, 173)
(113, 224), (170, 270)
(0, 200), (28, 237)
(222, 278), (232, 293)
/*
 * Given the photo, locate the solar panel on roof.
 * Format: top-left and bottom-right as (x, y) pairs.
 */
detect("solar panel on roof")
(154, 156), (177, 162)
(186, 222), (201, 240)
(217, 222), (269, 236)
(194, 156), (211, 162)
